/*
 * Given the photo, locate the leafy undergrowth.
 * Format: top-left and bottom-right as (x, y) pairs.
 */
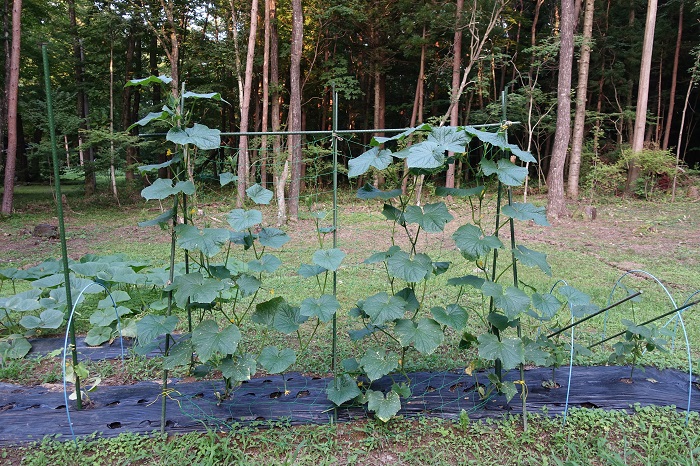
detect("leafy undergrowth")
(2, 405), (697, 465)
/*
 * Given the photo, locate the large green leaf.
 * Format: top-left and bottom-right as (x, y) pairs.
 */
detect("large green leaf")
(485, 285), (531, 319)
(252, 297), (287, 328)
(381, 204), (405, 225)
(297, 264), (326, 278)
(387, 251), (432, 283)
(512, 245), (552, 276)
(502, 203), (550, 226)
(19, 308), (65, 329)
(192, 320), (241, 362)
(89, 306), (131, 327)
(312, 248), (346, 272)
(477, 334), (525, 371)
(247, 255), (282, 274)
(431, 304), (468, 331)
(326, 374), (362, 406)
(530, 293), (562, 321)
(227, 209), (262, 231)
(221, 353), (257, 382)
(0, 335), (31, 359)
(166, 123), (221, 150)
(97, 291), (131, 308)
(300, 294), (340, 322)
(464, 126), (536, 163)
(246, 184), (274, 204)
(363, 292), (406, 325)
(403, 202), (453, 233)
(137, 156), (181, 173)
(136, 315), (178, 346)
(427, 126), (470, 153)
(367, 389), (401, 422)
(447, 275), (485, 289)
(141, 178), (195, 200)
(257, 228), (290, 249)
(31, 274), (66, 288)
(394, 318), (444, 354)
(175, 225), (230, 257)
(128, 110), (170, 130)
(219, 172), (237, 186)
(406, 141), (445, 169)
(182, 91), (227, 102)
(163, 339), (193, 370)
(434, 186), (485, 198)
(452, 224), (503, 260)
(480, 158), (528, 186)
(167, 272), (227, 308)
(126, 75), (173, 87)
(84, 326), (113, 346)
(138, 209), (175, 227)
(359, 347), (399, 381)
(236, 274), (261, 297)
(558, 286), (591, 307)
(1, 293), (42, 312)
(356, 183), (403, 200)
(273, 305), (307, 334)
(348, 147), (393, 177)
(258, 346), (296, 374)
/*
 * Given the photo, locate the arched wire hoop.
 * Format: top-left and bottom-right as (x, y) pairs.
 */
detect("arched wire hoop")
(605, 270), (694, 423)
(62, 281), (125, 443)
(540, 280), (576, 425)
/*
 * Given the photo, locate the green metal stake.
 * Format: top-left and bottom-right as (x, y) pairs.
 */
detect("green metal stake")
(42, 44), (82, 410)
(331, 87), (339, 375)
(501, 89), (527, 429)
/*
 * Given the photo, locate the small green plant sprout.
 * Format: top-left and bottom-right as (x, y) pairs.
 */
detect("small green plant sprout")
(65, 360), (100, 404)
(608, 320), (669, 382)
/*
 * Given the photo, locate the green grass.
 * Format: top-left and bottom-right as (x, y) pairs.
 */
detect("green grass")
(4, 406), (699, 465)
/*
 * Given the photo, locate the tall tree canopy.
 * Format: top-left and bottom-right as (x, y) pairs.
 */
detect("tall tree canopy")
(0, 0), (698, 217)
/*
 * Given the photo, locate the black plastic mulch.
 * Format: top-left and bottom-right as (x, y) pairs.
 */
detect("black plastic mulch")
(0, 365), (697, 445)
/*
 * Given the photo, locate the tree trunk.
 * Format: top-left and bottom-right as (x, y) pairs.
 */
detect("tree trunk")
(260, 0), (271, 189)
(546, 0), (575, 220)
(123, 28), (137, 182)
(1, 0), (20, 215)
(662, 1), (683, 150)
(287, 0), (303, 219)
(403, 26), (427, 195)
(269, 0), (285, 224)
(627, 0), (658, 193)
(68, 0), (95, 196)
(235, 0), (259, 207)
(446, 0), (464, 190)
(566, 0), (594, 199)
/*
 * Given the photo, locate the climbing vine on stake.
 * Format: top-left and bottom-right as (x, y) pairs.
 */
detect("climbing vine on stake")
(334, 123), (601, 421)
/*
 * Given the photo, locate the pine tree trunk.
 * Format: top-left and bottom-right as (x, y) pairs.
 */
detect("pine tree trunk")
(287, 0), (303, 219)
(546, 0), (575, 220)
(235, 0), (259, 207)
(1, 0), (20, 215)
(567, 0), (594, 199)
(260, 0), (271, 188)
(627, 0), (658, 193)
(445, 0), (464, 190)
(662, 1), (683, 150)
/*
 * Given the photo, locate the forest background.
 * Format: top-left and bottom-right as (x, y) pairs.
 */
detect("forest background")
(0, 0), (698, 220)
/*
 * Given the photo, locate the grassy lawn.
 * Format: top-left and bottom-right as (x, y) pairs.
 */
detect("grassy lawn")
(1, 181), (699, 464)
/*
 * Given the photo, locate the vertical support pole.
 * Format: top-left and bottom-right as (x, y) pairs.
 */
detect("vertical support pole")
(331, 87), (339, 374)
(43, 44), (82, 410)
(503, 89), (527, 430)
